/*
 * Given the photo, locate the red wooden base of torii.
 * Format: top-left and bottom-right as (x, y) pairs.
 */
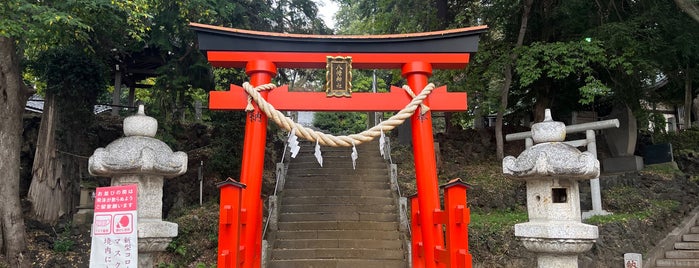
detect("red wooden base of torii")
(191, 23), (486, 268)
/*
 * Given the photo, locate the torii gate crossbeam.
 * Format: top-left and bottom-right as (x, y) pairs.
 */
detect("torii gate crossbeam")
(191, 23), (486, 268)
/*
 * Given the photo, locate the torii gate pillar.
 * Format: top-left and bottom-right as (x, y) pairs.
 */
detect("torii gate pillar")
(238, 60), (276, 267)
(403, 61), (444, 268)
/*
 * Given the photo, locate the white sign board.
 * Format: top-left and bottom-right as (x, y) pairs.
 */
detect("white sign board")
(624, 253), (642, 268)
(90, 184), (138, 267)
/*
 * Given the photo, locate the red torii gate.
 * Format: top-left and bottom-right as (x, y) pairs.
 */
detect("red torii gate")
(191, 23), (486, 268)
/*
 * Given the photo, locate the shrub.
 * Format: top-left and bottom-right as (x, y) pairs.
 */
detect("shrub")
(53, 224), (74, 253)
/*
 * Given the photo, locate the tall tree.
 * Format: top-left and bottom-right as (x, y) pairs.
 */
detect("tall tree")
(146, 0), (332, 178)
(675, 0), (699, 22)
(28, 47), (106, 224)
(0, 0), (94, 263)
(494, 0), (533, 160)
(335, 0), (442, 34)
(272, 0), (331, 34)
(0, 35), (31, 268)
(652, 1), (699, 129)
(25, 0), (151, 224)
(587, 0), (699, 131)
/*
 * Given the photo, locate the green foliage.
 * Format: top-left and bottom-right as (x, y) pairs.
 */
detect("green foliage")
(34, 46), (106, 98)
(603, 186), (652, 213)
(470, 210), (528, 232)
(642, 162), (684, 179)
(163, 203), (220, 267)
(52, 224), (74, 253)
(270, 0), (331, 34)
(168, 242), (187, 256)
(2, 0), (152, 61)
(313, 112), (368, 135)
(516, 40), (612, 104)
(468, 209), (527, 258)
(350, 70), (389, 93)
(586, 200), (680, 225)
(637, 112), (670, 135)
(653, 128), (699, 156)
(0, 0), (91, 42)
(158, 263), (216, 268)
(207, 112), (246, 178)
(32, 45), (107, 145)
(335, 0), (439, 34)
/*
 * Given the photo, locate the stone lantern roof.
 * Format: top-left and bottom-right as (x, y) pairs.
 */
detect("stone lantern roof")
(503, 109), (599, 180)
(89, 105), (187, 177)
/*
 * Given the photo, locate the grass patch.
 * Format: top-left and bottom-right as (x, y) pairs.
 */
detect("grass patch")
(585, 212), (651, 225)
(640, 162), (683, 180)
(468, 209), (528, 259)
(585, 199), (680, 225)
(157, 202), (220, 266)
(470, 209), (528, 232)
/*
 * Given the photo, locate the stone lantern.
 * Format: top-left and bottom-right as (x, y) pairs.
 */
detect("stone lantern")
(502, 109), (599, 268)
(89, 105), (188, 267)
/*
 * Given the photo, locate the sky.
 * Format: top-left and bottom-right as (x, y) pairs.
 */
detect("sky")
(314, 0), (340, 29)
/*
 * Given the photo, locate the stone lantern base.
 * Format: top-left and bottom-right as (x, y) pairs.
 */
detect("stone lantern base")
(514, 203), (597, 268)
(138, 220), (178, 267)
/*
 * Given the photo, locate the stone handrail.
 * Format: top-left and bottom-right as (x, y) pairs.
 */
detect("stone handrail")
(505, 119), (620, 142)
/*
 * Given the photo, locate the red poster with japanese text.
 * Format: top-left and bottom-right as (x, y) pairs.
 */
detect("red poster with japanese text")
(89, 184), (138, 267)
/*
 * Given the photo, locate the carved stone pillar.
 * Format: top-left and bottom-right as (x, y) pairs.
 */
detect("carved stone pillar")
(503, 109), (599, 268)
(89, 105), (188, 267)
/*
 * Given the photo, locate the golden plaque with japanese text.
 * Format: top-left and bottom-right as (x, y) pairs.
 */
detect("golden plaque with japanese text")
(326, 56), (352, 97)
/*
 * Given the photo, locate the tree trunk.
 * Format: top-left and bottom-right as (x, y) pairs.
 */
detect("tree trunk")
(435, 0), (449, 28)
(675, 0), (699, 23)
(28, 93), (77, 224)
(495, 0), (534, 160)
(495, 63), (513, 159)
(0, 36), (29, 267)
(533, 84), (552, 123)
(684, 66), (693, 129)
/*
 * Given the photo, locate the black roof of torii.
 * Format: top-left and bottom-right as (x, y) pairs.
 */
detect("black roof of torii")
(190, 23), (488, 54)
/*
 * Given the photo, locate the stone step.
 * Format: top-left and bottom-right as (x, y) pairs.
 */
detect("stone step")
(293, 147), (384, 154)
(675, 242), (699, 250)
(281, 196), (395, 205)
(666, 250), (699, 259)
(274, 239), (403, 249)
(683, 234), (699, 242)
(268, 259), (407, 268)
(269, 140), (406, 266)
(292, 148), (384, 156)
(284, 178), (391, 185)
(284, 180), (390, 190)
(271, 248), (404, 260)
(290, 156), (387, 166)
(285, 175), (389, 183)
(275, 230), (401, 240)
(286, 168), (388, 176)
(289, 163), (387, 170)
(293, 144), (383, 151)
(281, 204), (396, 214)
(277, 221), (399, 231)
(291, 154), (386, 162)
(295, 143), (380, 149)
(279, 212), (398, 222)
(690, 226), (699, 234)
(282, 188), (393, 198)
(656, 258), (699, 267)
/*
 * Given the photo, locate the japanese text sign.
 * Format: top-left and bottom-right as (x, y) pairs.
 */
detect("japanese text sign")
(90, 184), (138, 267)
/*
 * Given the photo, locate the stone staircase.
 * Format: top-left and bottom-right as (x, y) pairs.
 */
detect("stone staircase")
(651, 207), (699, 267)
(267, 140), (408, 268)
